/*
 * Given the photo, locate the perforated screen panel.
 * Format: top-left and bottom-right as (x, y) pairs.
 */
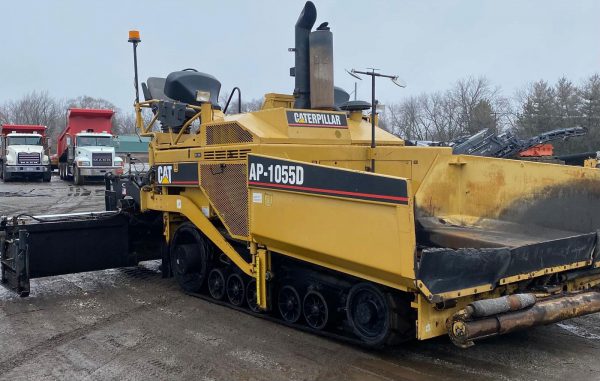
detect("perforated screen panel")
(205, 122), (254, 145)
(200, 163), (248, 237)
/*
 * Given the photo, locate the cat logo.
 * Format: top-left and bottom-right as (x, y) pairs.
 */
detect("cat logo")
(157, 165), (173, 184)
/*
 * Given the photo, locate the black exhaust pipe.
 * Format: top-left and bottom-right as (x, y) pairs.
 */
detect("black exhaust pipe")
(293, 1), (317, 109)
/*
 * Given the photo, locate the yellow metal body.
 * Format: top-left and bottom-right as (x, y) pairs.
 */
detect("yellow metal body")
(585, 158), (598, 168)
(135, 98), (600, 338)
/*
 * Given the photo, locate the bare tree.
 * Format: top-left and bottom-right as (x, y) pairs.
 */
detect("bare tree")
(0, 105), (8, 125)
(3, 91), (65, 139)
(384, 95), (432, 140)
(451, 77), (499, 134)
(114, 109), (155, 135)
(67, 96), (111, 110)
(382, 76), (512, 142)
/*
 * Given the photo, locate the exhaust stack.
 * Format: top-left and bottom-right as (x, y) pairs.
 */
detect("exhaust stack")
(292, 1), (317, 109)
(309, 23), (334, 110)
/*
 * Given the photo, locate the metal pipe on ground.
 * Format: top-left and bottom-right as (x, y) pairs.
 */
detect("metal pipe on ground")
(449, 291), (600, 348)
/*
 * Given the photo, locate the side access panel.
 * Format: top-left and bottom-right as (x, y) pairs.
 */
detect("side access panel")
(247, 154), (416, 290)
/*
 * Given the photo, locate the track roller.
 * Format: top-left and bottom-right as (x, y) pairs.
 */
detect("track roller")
(303, 290), (329, 330)
(246, 278), (261, 313)
(226, 273), (245, 306)
(278, 285), (302, 323)
(208, 268), (226, 300)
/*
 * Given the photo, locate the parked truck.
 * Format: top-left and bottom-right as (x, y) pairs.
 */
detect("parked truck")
(57, 108), (123, 185)
(0, 124), (51, 182)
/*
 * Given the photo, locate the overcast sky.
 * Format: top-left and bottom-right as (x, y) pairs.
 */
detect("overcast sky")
(1, 0), (599, 113)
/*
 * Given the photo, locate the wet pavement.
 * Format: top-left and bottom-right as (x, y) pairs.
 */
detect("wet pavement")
(1, 175), (600, 380)
(0, 175), (106, 216)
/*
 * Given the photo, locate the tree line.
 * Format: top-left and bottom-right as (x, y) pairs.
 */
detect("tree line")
(2, 75), (600, 155)
(380, 74), (600, 154)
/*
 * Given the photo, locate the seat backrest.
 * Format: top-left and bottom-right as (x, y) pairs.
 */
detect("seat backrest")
(142, 77), (172, 101)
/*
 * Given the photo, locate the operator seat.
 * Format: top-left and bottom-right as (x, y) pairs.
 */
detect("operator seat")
(142, 77), (171, 102)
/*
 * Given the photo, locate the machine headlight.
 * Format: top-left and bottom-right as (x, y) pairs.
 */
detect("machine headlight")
(6, 156), (16, 165)
(42, 155), (50, 164)
(195, 90), (211, 103)
(77, 160), (91, 167)
(114, 157), (124, 167)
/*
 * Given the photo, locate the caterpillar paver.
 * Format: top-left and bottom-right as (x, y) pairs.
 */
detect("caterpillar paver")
(2, 2), (600, 348)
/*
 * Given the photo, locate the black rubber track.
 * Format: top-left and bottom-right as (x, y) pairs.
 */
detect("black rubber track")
(185, 290), (378, 349)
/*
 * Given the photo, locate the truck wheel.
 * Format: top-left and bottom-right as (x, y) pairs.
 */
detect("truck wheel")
(2, 164), (10, 182)
(59, 164), (64, 180)
(73, 166), (83, 185)
(66, 164), (73, 181)
(43, 171), (51, 182)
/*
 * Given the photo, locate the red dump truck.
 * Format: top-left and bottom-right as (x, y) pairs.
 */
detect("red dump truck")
(0, 124), (51, 182)
(57, 108), (123, 184)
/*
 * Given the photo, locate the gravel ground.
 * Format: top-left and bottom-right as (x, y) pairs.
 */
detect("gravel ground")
(1, 175), (600, 381)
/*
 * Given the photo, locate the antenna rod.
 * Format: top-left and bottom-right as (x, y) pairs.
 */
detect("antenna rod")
(371, 71), (376, 171)
(350, 69), (403, 172)
(128, 30), (142, 104)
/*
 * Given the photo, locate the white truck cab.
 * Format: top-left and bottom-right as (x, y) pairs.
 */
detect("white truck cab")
(1, 128), (51, 182)
(65, 132), (123, 185)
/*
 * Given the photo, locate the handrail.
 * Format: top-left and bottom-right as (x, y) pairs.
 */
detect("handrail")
(223, 87), (242, 114)
(173, 109), (203, 144)
(135, 99), (204, 143)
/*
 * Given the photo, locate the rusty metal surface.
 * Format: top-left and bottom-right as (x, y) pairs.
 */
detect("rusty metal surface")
(469, 294), (536, 318)
(450, 291), (600, 347)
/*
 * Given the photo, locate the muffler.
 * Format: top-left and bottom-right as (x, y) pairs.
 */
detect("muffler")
(448, 291), (600, 347)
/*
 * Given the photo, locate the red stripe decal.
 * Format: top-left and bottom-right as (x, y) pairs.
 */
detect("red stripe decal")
(248, 181), (408, 203)
(171, 180), (198, 184)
